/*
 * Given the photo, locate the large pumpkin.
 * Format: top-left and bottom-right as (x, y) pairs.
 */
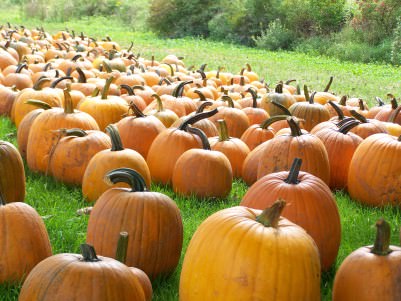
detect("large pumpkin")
(18, 244), (146, 301)
(180, 200), (320, 300)
(87, 168), (183, 279)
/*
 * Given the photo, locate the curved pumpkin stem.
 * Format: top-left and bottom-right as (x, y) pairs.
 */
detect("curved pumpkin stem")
(256, 199), (286, 228)
(128, 102), (146, 118)
(116, 231), (129, 264)
(338, 119), (360, 134)
(285, 158), (302, 184)
(216, 119), (230, 142)
(246, 87), (258, 108)
(187, 126), (210, 150)
(151, 94), (165, 113)
(371, 218), (392, 256)
(172, 80), (193, 98)
(178, 108), (218, 131)
(308, 92), (317, 105)
(260, 115), (288, 129)
(64, 128), (88, 137)
(388, 105), (401, 123)
(193, 89), (207, 102)
(50, 76), (74, 89)
(196, 101), (213, 114)
(271, 100), (291, 116)
(324, 76), (334, 92)
(350, 110), (368, 123)
(105, 168), (147, 192)
(120, 84), (135, 96)
(221, 95), (234, 108)
(106, 124), (124, 151)
(328, 100), (345, 120)
(375, 96), (385, 107)
(15, 63), (27, 74)
(33, 77), (51, 91)
(24, 99), (52, 110)
(80, 244), (100, 262)
(101, 76), (114, 100)
(287, 117), (303, 137)
(76, 67), (87, 83)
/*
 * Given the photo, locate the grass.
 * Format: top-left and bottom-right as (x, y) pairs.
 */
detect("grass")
(0, 5), (400, 301)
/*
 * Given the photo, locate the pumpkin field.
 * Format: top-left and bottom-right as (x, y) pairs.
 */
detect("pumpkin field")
(1, 7), (401, 301)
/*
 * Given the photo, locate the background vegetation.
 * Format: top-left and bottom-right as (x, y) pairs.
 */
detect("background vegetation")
(4, 0), (401, 65)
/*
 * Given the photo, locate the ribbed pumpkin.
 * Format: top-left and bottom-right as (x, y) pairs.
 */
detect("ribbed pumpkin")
(333, 219), (401, 301)
(261, 82), (296, 116)
(313, 119), (363, 190)
(87, 168), (183, 280)
(209, 119), (250, 178)
(348, 133), (401, 206)
(147, 109), (217, 185)
(241, 158), (341, 271)
(18, 244), (146, 301)
(257, 116), (330, 185)
(241, 87), (269, 125)
(0, 194), (52, 283)
(115, 102), (166, 158)
(26, 89), (99, 174)
(241, 141), (269, 186)
(82, 124), (150, 202)
(349, 109), (388, 139)
(49, 128), (112, 185)
(172, 127), (232, 198)
(0, 140), (25, 203)
(179, 200), (321, 300)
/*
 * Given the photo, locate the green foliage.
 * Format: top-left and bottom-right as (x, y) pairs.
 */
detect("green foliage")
(309, 0), (346, 35)
(148, 0), (217, 38)
(391, 19), (401, 65)
(253, 19), (296, 50)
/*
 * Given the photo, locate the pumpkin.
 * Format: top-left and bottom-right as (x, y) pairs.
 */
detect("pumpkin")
(241, 158), (341, 271)
(0, 85), (19, 117)
(257, 116), (330, 185)
(209, 119), (250, 178)
(147, 109), (217, 185)
(241, 87), (269, 125)
(18, 244), (146, 301)
(0, 194), (52, 283)
(241, 141), (269, 186)
(144, 93), (179, 127)
(260, 82), (296, 116)
(82, 124), (150, 202)
(179, 200), (321, 300)
(172, 127), (232, 198)
(333, 219), (401, 300)
(0, 140), (26, 203)
(87, 168), (183, 279)
(348, 133), (401, 206)
(313, 119), (363, 190)
(349, 109), (388, 139)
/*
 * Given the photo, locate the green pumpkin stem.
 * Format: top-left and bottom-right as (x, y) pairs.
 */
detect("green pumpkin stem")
(151, 94), (164, 113)
(63, 89), (74, 114)
(304, 85), (310, 103)
(324, 76), (334, 92)
(271, 100), (291, 116)
(328, 100), (345, 120)
(247, 87), (258, 108)
(196, 101), (213, 114)
(187, 126), (211, 150)
(260, 115), (288, 129)
(217, 119), (230, 141)
(80, 244), (100, 262)
(350, 110), (368, 123)
(221, 95), (234, 108)
(128, 102), (146, 118)
(287, 117), (303, 136)
(285, 158), (302, 184)
(64, 128), (88, 137)
(105, 168), (147, 192)
(178, 108), (218, 131)
(371, 218), (392, 256)
(106, 124), (124, 151)
(256, 199), (287, 228)
(101, 76), (114, 100)
(116, 231), (129, 264)
(24, 99), (52, 110)
(388, 105), (401, 123)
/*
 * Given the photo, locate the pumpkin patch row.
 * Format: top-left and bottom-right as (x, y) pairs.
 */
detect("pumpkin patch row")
(0, 24), (400, 300)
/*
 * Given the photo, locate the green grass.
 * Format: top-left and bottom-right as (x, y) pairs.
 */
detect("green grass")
(0, 6), (400, 301)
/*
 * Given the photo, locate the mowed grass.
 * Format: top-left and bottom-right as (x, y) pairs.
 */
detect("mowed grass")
(0, 6), (401, 301)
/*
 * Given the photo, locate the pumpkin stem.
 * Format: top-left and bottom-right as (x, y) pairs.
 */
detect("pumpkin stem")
(120, 84), (135, 96)
(172, 80), (193, 98)
(371, 218), (392, 256)
(50, 76), (74, 89)
(105, 168), (147, 192)
(339, 95), (347, 106)
(256, 199), (286, 228)
(106, 124), (124, 151)
(388, 105), (401, 123)
(151, 94), (165, 113)
(388, 96), (398, 110)
(260, 115), (288, 129)
(338, 119), (360, 134)
(358, 99), (365, 111)
(324, 76), (334, 92)
(304, 85), (310, 103)
(375, 97), (385, 106)
(271, 100), (291, 116)
(0, 191), (5, 206)
(24, 99), (52, 110)
(196, 101), (212, 114)
(132, 85), (145, 94)
(328, 100), (345, 120)
(275, 83), (283, 93)
(128, 102), (146, 118)
(221, 95), (234, 108)
(284, 158), (302, 184)
(15, 63), (27, 74)
(350, 109), (368, 123)
(178, 108), (218, 131)
(101, 76), (114, 100)
(116, 231), (129, 264)
(33, 77), (51, 90)
(194, 89), (207, 102)
(247, 87), (258, 108)
(80, 244), (100, 262)
(217, 119), (230, 141)
(187, 126), (210, 150)
(308, 91), (316, 105)
(287, 117), (303, 136)
(64, 128), (88, 137)
(296, 84), (301, 95)
(63, 89), (74, 114)
(76, 67), (87, 83)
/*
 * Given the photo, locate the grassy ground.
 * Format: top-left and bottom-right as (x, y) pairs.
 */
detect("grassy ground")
(0, 6), (401, 301)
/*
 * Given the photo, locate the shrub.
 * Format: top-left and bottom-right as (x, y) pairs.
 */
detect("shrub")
(253, 19), (296, 51)
(391, 19), (401, 65)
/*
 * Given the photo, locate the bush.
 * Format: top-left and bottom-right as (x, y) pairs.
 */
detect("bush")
(253, 19), (296, 51)
(391, 19), (401, 65)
